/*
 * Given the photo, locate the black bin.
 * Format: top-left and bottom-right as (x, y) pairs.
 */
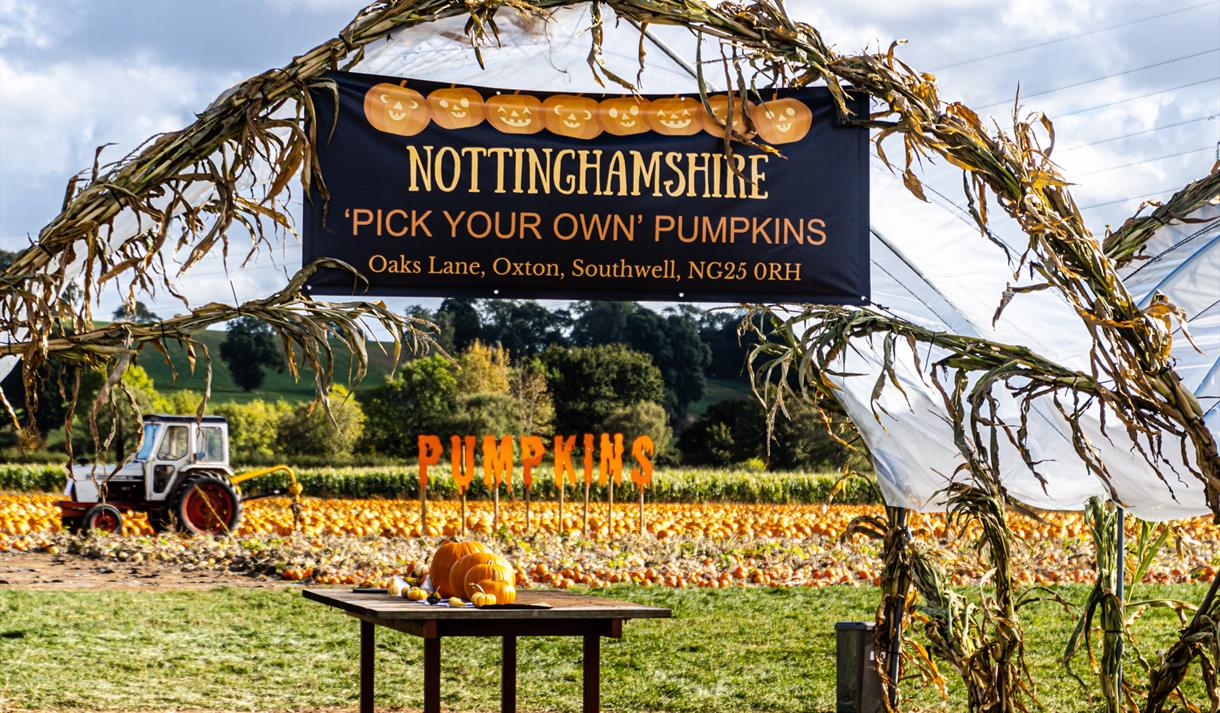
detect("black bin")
(835, 621), (884, 713)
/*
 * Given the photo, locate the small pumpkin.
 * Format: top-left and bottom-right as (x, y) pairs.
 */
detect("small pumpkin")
(701, 94), (752, 139)
(599, 96), (649, 136)
(363, 81), (430, 136)
(463, 561), (515, 599)
(750, 97), (813, 145)
(475, 578), (517, 605)
(427, 86), (485, 130)
(486, 93), (544, 134)
(430, 540), (488, 598)
(543, 95), (602, 139)
(449, 552), (509, 598)
(646, 96), (702, 136)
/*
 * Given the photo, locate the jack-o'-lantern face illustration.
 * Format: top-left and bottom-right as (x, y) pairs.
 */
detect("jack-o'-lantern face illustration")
(647, 96), (702, 136)
(542, 95), (602, 139)
(363, 81), (430, 136)
(486, 93), (544, 134)
(702, 94), (752, 139)
(600, 96), (650, 136)
(750, 97), (813, 145)
(427, 87), (485, 130)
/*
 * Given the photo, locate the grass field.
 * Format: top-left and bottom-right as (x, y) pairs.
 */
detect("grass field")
(0, 583), (1210, 712)
(134, 328), (400, 404)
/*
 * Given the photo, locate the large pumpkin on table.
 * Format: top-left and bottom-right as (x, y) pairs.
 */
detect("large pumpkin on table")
(600, 96), (649, 136)
(750, 97), (812, 145)
(463, 561), (515, 599)
(449, 552), (510, 598)
(363, 81), (430, 136)
(430, 540), (488, 598)
(486, 93), (544, 135)
(474, 578), (517, 605)
(428, 86), (485, 130)
(646, 96), (701, 136)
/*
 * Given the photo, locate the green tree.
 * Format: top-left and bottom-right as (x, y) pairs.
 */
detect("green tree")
(112, 301), (159, 324)
(436, 298), (482, 352)
(449, 392), (524, 437)
(542, 345), (664, 435)
(480, 300), (571, 357)
(359, 355), (458, 458)
(276, 386), (365, 459)
(75, 363), (162, 460)
(510, 357), (554, 434)
(605, 400), (672, 455)
(455, 341), (511, 395)
(214, 399), (292, 463)
(219, 316), (286, 392)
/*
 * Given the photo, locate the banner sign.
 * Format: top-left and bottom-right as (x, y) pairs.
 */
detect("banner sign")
(304, 71), (870, 304)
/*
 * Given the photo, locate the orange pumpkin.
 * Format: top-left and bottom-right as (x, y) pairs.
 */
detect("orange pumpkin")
(486, 93), (544, 135)
(702, 94), (752, 139)
(599, 96), (649, 136)
(427, 86), (485, 130)
(463, 561), (515, 599)
(473, 578), (517, 605)
(647, 96), (702, 136)
(430, 540), (488, 598)
(750, 97), (812, 145)
(363, 81), (430, 136)
(543, 95), (602, 139)
(449, 552), (509, 598)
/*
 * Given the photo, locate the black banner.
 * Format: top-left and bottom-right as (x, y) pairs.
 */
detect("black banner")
(304, 71), (869, 304)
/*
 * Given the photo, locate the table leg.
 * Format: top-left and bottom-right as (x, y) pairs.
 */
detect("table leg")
(501, 636), (517, 713)
(424, 635), (441, 713)
(359, 621), (374, 713)
(583, 635), (600, 713)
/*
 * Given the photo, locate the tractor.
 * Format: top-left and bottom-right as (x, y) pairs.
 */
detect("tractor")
(59, 414), (300, 535)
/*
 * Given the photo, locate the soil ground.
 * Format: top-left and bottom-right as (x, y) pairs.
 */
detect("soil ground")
(0, 550), (290, 590)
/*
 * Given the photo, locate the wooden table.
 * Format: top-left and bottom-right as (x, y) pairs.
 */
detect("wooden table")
(303, 588), (670, 713)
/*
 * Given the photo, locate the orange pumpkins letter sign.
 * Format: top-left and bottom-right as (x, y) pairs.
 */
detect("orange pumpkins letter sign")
(363, 81), (429, 137)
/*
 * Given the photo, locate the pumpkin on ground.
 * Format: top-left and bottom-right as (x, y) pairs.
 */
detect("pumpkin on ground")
(474, 578), (518, 605)
(430, 540), (488, 598)
(600, 96), (649, 136)
(363, 81), (430, 136)
(449, 551), (509, 598)
(463, 560), (515, 599)
(542, 95), (602, 139)
(486, 93), (544, 134)
(427, 86), (485, 130)
(750, 97), (813, 145)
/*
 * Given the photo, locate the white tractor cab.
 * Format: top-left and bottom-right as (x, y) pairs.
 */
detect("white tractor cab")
(60, 414), (300, 535)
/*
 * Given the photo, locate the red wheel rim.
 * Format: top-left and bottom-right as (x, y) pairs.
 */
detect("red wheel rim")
(182, 482), (235, 534)
(90, 510), (120, 532)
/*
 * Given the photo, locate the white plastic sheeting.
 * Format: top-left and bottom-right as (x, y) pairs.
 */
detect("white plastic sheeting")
(4, 4), (1215, 519)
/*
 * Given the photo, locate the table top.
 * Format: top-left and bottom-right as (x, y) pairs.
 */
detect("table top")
(304, 588), (671, 622)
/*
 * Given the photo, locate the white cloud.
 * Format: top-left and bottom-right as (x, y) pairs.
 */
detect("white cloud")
(0, 0), (67, 50)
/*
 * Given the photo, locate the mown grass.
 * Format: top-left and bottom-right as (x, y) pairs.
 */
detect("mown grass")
(0, 584), (1209, 712)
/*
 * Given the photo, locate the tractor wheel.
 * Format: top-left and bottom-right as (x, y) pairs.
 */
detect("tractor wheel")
(169, 473), (242, 536)
(81, 504), (124, 533)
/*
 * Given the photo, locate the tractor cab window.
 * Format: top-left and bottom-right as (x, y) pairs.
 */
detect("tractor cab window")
(136, 424), (159, 461)
(158, 425), (189, 461)
(199, 427), (224, 462)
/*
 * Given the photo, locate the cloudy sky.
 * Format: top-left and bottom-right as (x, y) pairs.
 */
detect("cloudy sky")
(0, 0), (1217, 321)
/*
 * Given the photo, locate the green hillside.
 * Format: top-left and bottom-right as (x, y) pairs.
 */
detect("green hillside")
(136, 329), (401, 405)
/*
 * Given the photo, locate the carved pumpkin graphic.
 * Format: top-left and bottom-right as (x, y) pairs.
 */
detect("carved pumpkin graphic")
(363, 81), (429, 136)
(427, 86), (485, 130)
(750, 97), (813, 145)
(646, 96), (702, 136)
(702, 94), (752, 139)
(486, 93), (544, 135)
(542, 95), (602, 139)
(600, 96), (650, 136)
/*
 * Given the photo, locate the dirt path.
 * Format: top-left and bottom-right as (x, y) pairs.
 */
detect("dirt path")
(0, 550), (295, 591)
